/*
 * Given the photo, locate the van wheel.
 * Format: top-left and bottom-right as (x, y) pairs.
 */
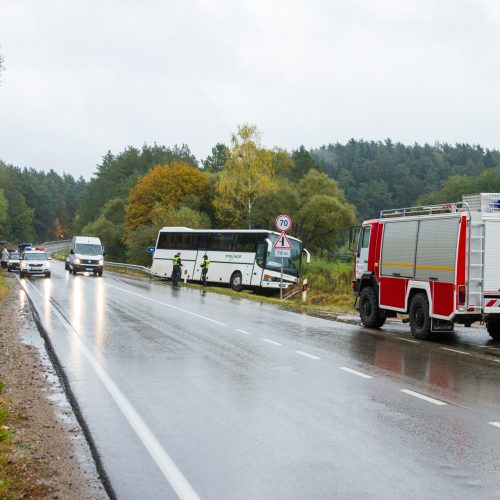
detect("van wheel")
(359, 286), (386, 329)
(409, 293), (432, 340)
(230, 272), (243, 292)
(487, 317), (500, 340)
(45, 272), (51, 278)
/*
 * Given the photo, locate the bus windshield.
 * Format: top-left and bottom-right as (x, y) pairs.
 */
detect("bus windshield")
(266, 234), (302, 277)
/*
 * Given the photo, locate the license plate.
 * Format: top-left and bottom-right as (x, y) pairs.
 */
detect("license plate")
(85, 267), (93, 271)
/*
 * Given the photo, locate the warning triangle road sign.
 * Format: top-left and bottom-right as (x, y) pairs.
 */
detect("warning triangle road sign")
(273, 231), (292, 249)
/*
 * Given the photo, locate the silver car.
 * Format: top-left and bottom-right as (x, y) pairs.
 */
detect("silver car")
(7, 252), (21, 272)
(19, 251), (52, 278)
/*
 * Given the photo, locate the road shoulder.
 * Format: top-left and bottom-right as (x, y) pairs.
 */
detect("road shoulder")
(0, 273), (108, 499)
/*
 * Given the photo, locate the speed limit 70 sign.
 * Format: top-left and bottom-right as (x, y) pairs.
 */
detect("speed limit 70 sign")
(275, 214), (292, 232)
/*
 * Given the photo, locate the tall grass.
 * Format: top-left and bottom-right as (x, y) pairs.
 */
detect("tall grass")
(0, 274), (8, 303)
(300, 254), (354, 309)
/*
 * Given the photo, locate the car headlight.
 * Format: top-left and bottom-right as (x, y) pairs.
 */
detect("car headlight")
(75, 258), (80, 264)
(99, 259), (103, 265)
(21, 262), (28, 268)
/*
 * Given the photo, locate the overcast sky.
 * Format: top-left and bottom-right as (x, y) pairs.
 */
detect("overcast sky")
(1, 0), (500, 179)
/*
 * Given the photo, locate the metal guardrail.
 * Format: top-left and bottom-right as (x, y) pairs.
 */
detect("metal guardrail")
(41, 239), (71, 246)
(104, 261), (152, 274)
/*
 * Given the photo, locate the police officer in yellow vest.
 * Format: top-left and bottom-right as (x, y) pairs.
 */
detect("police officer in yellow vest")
(200, 254), (209, 288)
(172, 252), (182, 287)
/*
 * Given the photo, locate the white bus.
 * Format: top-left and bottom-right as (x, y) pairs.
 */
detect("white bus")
(151, 227), (310, 291)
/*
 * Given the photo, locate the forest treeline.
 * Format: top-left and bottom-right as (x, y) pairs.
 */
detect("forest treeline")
(2, 127), (500, 264)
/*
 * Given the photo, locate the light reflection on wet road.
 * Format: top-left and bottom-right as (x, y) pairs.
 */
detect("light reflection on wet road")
(19, 260), (500, 500)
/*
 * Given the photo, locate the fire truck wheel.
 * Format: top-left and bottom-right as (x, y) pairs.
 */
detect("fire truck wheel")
(359, 286), (386, 329)
(487, 317), (500, 340)
(409, 293), (432, 339)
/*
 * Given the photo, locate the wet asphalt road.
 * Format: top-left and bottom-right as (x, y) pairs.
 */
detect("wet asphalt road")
(18, 259), (500, 499)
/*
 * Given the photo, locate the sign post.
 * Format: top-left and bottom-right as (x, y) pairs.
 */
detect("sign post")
(274, 215), (292, 300)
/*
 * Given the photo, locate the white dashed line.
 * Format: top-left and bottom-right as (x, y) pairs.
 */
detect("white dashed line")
(440, 347), (470, 355)
(400, 389), (447, 406)
(296, 350), (320, 360)
(395, 337), (420, 344)
(235, 329), (252, 335)
(339, 367), (373, 379)
(262, 338), (282, 346)
(489, 422), (500, 429)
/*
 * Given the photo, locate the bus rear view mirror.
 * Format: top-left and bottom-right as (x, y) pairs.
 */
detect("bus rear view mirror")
(302, 248), (311, 264)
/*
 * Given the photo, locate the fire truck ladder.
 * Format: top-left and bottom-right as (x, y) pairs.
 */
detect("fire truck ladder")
(468, 223), (484, 308)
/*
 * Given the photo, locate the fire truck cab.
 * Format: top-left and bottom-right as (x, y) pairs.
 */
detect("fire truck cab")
(353, 193), (500, 340)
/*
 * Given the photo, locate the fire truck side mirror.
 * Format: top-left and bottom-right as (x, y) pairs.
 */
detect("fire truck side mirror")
(349, 226), (361, 254)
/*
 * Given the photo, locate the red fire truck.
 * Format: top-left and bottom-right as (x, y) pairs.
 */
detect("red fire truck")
(353, 193), (500, 340)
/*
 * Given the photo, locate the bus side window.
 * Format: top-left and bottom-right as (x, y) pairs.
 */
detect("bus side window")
(211, 233), (234, 251)
(197, 233), (209, 250)
(234, 234), (257, 252)
(256, 241), (266, 268)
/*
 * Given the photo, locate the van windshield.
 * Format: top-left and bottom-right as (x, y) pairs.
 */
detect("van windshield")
(76, 244), (102, 255)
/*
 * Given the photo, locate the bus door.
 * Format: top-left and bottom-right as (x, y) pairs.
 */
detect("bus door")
(251, 239), (267, 286)
(192, 233), (210, 282)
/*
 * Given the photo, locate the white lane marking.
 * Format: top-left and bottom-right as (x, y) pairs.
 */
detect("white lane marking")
(235, 329), (252, 335)
(440, 347), (470, 355)
(295, 350), (320, 360)
(395, 337), (420, 344)
(107, 283), (226, 326)
(261, 338), (282, 346)
(400, 389), (447, 406)
(23, 280), (200, 500)
(489, 422), (500, 429)
(339, 367), (373, 379)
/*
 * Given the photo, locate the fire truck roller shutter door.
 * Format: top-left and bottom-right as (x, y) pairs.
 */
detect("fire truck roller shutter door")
(415, 218), (459, 283)
(380, 220), (418, 278)
(484, 221), (500, 294)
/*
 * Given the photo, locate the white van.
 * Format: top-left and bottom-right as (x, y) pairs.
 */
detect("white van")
(67, 236), (104, 276)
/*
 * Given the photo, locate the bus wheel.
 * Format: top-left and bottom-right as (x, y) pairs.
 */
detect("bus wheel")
(230, 272), (243, 292)
(409, 293), (432, 340)
(359, 286), (386, 329)
(487, 317), (500, 340)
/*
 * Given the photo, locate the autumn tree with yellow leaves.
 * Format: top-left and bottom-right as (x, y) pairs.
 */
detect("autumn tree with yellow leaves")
(213, 125), (277, 228)
(124, 161), (208, 235)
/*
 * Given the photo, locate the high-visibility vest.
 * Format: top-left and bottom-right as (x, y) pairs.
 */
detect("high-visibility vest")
(201, 258), (210, 270)
(173, 256), (180, 267)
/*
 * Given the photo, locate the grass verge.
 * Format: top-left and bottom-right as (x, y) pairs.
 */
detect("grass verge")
(0, 273), (8, 303)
